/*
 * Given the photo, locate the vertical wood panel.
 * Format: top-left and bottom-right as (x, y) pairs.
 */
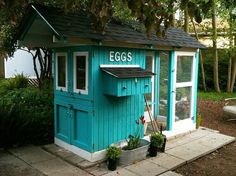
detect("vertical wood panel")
(92, 46), (147, 151)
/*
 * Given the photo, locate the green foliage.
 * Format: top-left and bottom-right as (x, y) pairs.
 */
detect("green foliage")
(0, 74), (28, 94)
(198, 91), (236, 101)
(106, 146), (122, 160)
(199, 49), (235, 91)
(0, 79), (54, 148)
(124, 116), (145, 150)
(150, 132), (164, 148)
(196, 113), (202, 129)
(0, 24), (16, 57)
(125, 134), (140, 150)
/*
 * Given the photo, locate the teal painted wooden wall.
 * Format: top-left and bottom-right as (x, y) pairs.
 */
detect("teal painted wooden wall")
(91, 46), (146, 151)
(54, 46), (148, 152)
(53, 45), (199, 153)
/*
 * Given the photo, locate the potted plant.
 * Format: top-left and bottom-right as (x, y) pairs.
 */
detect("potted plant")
(106, 146), (122, 171)
(119, 116), (150, 165)
(149, 132), (164, 157)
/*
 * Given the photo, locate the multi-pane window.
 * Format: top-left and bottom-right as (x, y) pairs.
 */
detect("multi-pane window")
(73, 52), (88, 94)
(56, 53), (67, 91)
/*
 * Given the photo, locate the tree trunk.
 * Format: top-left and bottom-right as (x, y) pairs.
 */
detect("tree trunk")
(169, 0), (175, 27)
(212, 0), (220, 92)
(230, 36), (236, 92)
(227, 14), (233, 92)
(191, 18), (207, 91)
(184, 4), (189, 32)
(227, 57), (232, 92)
(230, 58), (236, 92)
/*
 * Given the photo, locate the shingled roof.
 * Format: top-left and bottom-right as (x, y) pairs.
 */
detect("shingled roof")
(18, 4), (205, 49)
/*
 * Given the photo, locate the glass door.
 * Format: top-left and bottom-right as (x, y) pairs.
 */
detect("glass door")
(173, 52), (196, 131)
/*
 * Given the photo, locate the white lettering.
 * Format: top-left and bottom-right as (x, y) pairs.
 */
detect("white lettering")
(121, 52), (126, 61)
(109, 51), (115, 61)
(115, 52), (120, 61)
(127, 52), (132, 62)
(109, 51), (133, 62)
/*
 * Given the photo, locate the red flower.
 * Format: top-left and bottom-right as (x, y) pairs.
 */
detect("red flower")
(142, 119), (146, 125)
(140, 115), (144, 121)
(140, 115), (145, 124)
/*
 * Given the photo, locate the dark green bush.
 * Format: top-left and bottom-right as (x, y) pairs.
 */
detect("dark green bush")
(0, 74), (28, 94)
(0, 87), (54, 148)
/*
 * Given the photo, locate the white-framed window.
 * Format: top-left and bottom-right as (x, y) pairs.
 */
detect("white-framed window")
(56, 52), (67, 91)
(73, 52), (88, 94)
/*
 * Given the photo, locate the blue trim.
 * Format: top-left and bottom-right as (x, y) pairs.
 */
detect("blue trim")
(167, 50), (175, 130)
(193, 49), (200, 123)
(154, 51), (160, 118)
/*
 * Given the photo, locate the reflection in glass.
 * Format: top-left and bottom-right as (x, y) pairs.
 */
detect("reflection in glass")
(177, 56), (193, 83)
(76, 56), (86, 90)
(175, 87), (191, 122)
(57, 56), (66, 87)
(144, 56), (153, 111)
(158, 52), (169, 130)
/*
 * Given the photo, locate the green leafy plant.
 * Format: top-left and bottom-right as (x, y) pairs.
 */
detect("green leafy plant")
(196, 113), (202, 129)
(150, 132), (164, 148)
(0, 86), (53, 148)
(124, 116), (145, 150)
(106, 146), (122, 160)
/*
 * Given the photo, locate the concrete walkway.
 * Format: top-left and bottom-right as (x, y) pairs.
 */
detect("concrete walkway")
(5, 128), (235, 176)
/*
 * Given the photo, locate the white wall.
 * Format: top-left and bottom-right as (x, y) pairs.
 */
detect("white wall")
(4, 49), (40, 78)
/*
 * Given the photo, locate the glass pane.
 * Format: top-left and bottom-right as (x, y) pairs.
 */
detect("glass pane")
(57, 56), (66, 87)
(144, 56), (153, 111)
(76, 56), (86, 90)
(175, 87), (191, 122)
(158, 52), (169, 130)
(177, 56), (193, 83)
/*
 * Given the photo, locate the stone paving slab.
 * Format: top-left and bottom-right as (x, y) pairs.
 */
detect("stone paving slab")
(49, 167), (91, 176)
(166, 130), (235, 163)
(42, 144), (99, 169)
(43, 144), (74, 158)
(103, 168), (138, 176)
(165, 128), (213, 150)
(0, 150), (44, 176)
(147, 153), (186, 170)
(10, 146), (56, 164)
(85, 163), (110, 176)
(159, 171), (183, 176)
(124, 160), (167, 176)
(198, 132), (235, 148)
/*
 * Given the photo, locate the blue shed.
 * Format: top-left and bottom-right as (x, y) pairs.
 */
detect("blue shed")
(18, 4), (205, 162)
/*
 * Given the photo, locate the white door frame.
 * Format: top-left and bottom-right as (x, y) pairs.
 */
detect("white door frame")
(144, 52), (155, 122)
(172, 51), (196, 131)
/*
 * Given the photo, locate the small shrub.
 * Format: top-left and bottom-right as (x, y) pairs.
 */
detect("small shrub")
(150, 132), (164, 148)
(106, 146), (122, 160)
(0, 87), (53, 148)
(0, 74), (28, 93)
